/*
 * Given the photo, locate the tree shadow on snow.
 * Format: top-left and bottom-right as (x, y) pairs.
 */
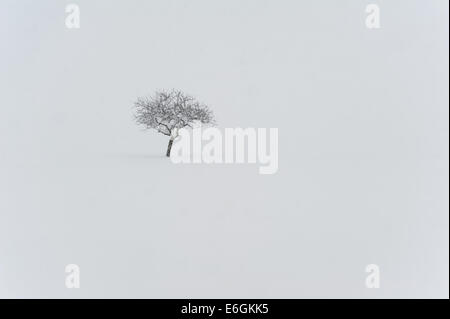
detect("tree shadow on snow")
(110, 152), (167, 160)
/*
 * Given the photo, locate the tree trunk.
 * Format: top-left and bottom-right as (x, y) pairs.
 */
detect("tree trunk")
(166, 138), (174, 157)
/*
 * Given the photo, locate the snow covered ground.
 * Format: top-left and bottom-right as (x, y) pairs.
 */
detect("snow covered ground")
(0, 0), (448, 298)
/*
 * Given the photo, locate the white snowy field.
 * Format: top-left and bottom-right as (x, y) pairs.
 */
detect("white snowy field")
(0, 0), (448, 298)
(0, 137), (447, 298)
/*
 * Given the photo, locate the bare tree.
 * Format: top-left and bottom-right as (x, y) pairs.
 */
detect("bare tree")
(134, 90), (215, 157)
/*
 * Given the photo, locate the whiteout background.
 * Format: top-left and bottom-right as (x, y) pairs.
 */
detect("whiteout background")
(0, 0), (448, 298)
